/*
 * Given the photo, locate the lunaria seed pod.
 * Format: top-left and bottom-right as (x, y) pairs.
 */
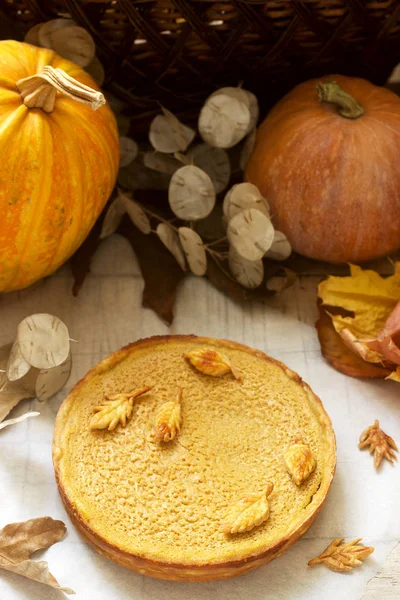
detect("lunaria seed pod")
(178, 227), (207, 276)
(187, 144), (231, 194)
(228, 247), (264, 289)
(227, 208), (275, 261)
(149, 108), (195, 154)
(169, 165), (216, 220)
(156, 223), (186, 271)
(223, 183), (270, 221)
(198, 93), (251, 149)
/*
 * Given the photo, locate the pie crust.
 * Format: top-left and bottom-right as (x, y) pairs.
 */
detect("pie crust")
(53, 335), (336, 581)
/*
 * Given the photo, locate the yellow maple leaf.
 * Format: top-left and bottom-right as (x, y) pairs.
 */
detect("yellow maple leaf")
(318, 264), (400, 366)
(387, 367), (400, 382)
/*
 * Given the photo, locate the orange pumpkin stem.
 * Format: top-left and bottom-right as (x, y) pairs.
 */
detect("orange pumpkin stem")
(16, 66), (105, 114)
(316, 81), (364, 119)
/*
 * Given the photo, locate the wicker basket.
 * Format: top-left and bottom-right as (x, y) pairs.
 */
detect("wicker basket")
(1, 0), (400, 133)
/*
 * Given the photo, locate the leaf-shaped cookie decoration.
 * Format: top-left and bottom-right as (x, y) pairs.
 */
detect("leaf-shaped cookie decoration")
(359, 419), (398, 468)
(154, 389), (182, 442)
(308, 538), (374, 572)
(90, 386), (152, 431)
(0, 516), (73, 593)
(284, 443), (316, 485)
(222, 482), (274, 534)
(185, 348), (243, 380)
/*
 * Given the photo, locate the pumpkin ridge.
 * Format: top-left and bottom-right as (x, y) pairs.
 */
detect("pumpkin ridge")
(0, 41), (32, 78)
(35, 48), (57, 75)
(12, 115), (54, 290)
(48, 113), (88, 266)
(52, 107), (112, 225)
(0, 77), (19, 93)
(0, 104), (26, 140)
(56, 99), (119, 172)
(40, 115), (83, 275)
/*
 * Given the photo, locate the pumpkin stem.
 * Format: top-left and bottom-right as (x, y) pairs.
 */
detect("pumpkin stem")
(16, 66), (105, 114)
(316, 82), (364, 119)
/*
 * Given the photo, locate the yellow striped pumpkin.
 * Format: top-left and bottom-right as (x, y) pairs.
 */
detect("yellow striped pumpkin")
(0, 40), (119, 292)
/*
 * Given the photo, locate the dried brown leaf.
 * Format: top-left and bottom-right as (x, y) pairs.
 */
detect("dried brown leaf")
(266, 267), (297, 293)
(359, 419), (398, 468)
(0, 516), (74, 593)
(119, 217), (186, 325)
(308, 537), (374, 572)
(316, 304), (391, 379)
(206, 254), (273, 305)
(0, 411), (40, 431)
(0, 343), (37, 422)
(71, 198), (111, 296)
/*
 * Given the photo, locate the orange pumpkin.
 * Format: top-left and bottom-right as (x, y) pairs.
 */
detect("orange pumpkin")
(0, 40), (119, 292)
(246, 75), (400, 263)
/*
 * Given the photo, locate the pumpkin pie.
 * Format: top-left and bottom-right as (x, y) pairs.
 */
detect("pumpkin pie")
(53, 335), (336, 581)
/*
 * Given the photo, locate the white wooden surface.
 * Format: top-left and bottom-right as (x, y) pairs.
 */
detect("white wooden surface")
(0, 234), (399, 600)
(361, 543), (400, 599)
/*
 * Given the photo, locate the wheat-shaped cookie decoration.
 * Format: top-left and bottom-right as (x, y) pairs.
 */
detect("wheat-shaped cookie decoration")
(154, 388), (182, 442)
(358, 419), (398, 468)
(308, 538), (374, 572)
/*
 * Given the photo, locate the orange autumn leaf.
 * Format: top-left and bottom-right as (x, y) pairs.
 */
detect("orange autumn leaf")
(315, 305), (391, 379)
(318, 264), (400, 371)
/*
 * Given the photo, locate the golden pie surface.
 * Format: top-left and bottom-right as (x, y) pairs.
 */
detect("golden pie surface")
(53, 336), (336, 580)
